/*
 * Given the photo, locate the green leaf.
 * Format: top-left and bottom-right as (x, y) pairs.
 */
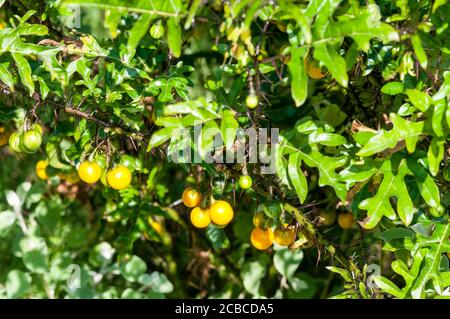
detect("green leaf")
(342, 153), (442, 229)
(127, 13), (154, 53)
(411, 34), (427, 69)
(287, 152), (308, 204)
(279, 121), (348, 201)
(139, 272), (174, 294)
(287, 273), (317, 298)
(407, 160), (443, 217)
(120, 255), (147, 282)
(405, 89), (431, 112)
(431, 99), (446, 137)
(376, 227), (414, 242)
(184, 0), (202, 30)
(372, 275), (403, 298)
(6, 270), (31, 298)
(326, 266), (352, 282)
(433, 71), (450, 101)
(395, 220), (450, 298)
(197, 120), (220, 159)
(357, 159), (408, 228)
(121, 288), (144, 299)
(19, 237), (48, 274)
(427, 138), (445, 176)
(147, 127), (180, 150)
(205, 224), (230, 251)
(163, 99), (219, 120)
(105, 9), (123, 38)
(432, 0), (447, 12)
(241, 260), (266, 296)
(373, 249), (426, 298)
(273, 249), (303, 280)
(288, 46), (308, 106)
(308, 130), (347, 146)
(357, 113), (424, 156)
(220, 109), (238, 151)
(11, 53), (34, 94)
(167, 18), (182, 58)
(37, 77), (50, 99)
(315, 103), (347, 127)
(66, 227), (89, 249)
(313, 43), (348, 87)
(381, 82), (404, 95)
(0, 210), (16, 234)
(63, 0), (186, 17)
(0, 62), (14, 91)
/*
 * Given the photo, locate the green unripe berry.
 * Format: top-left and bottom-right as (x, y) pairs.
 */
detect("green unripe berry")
(246, 94), (259, 109)
(31, 123), (43, 135)
(22, 130), (42, 152)
(239, 175), (252, 190)
(150, 23), (165, 39)
(9, 132), (23, 153)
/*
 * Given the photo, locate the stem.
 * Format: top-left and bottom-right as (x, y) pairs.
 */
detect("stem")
(14, 206), (29, 236)
(283, 203), (359, 272)
(63, 105), (144, 139)
(0, 84), (145, 139)
(40, 276), (54, 299)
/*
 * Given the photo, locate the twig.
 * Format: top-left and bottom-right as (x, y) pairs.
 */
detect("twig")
(284, 203), (360, 273)
(6, 0), (63, 37)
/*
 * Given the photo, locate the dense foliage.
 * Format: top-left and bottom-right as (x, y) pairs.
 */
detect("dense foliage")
(0, 0), (449, 299)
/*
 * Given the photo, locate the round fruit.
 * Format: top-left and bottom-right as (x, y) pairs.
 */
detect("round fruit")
(338, 212), (354, 230)
(209, 200), (234, 226)
(22, 130), (42, 152)
(78, 161), (102, 184)
(319, 211), (337, 226)
(31, 123), (43, 135)
(36, 160), (48, 180)
(239, 175), (252, 190)
(190, 207), (211, 228)
(150, 23), (165, 39)
(8, 132), (23, 153)
(253, 211), (267, 228)
(250, 227), (274, 250)
(273, 226), (296, 246)
(246, 94), (259, 109)
(106, 165), (132, 190)
(182, 188), (202, 208)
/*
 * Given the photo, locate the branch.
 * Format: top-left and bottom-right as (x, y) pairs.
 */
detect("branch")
(6, 0), (64, 38)
(0, 83), (145, 140)
(52, 101), (145, 140)
(283, 203), (359, 272)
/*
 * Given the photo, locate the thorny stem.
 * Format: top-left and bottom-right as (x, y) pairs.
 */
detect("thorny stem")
(283, 203), (359, 272)
(0, 84), (145, 139)
(14, 206), (29, 236)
